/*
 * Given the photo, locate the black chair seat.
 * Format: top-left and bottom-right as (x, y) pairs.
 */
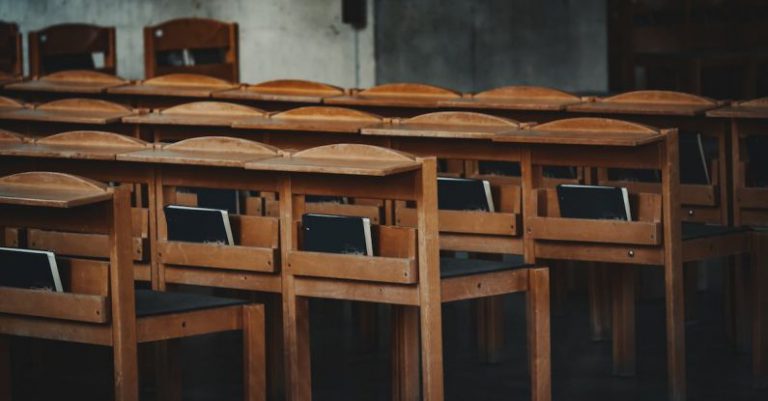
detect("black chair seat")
(682, 222), (749, 241)
(135, 289), (247, 318)
(440, 255), (530, 279)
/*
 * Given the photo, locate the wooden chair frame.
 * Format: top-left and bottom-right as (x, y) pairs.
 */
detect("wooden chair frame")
(0, 21), (22, 78)
(0, 98), (135, 137)
(28, 23), (116, 78)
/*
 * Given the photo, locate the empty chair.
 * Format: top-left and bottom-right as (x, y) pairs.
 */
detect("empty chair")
(144, 18), (239, 82)
(27, 23), (116, 77)
(0, 21), (22, 76)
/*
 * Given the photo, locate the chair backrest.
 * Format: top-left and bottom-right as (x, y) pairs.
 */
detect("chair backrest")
(144, 18), (239, 82)
(0, 21), (22, 76)
(28, 23), (116, 78)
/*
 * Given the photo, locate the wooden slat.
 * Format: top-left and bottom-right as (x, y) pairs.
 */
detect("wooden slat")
(164, 266), (281, 293)
(441, 268), (529, 302)
(293, 277), (419, 305)
(28, 229), (146, 261)
(534, 241), (664, 265)
(136, 305), (243, 343)
(0, 287), (108, 323)
(158, 241), (276, 272)
(396, 208), (519, 236)
(287, 251), (417, 284)
(528, 216), (662, 245)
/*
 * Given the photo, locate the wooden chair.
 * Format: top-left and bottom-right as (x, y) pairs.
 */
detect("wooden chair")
(4, 70), (128, 102)
(0, 171), (265, 401)
(0, 21), (22, 78)
(244, 144), (550, 401)
(28, 23), (116, 78)
(107, 73), (237, 109)
(144, 18), (239, 82)
(0, 98), (135, 137)
(325, 82), (462, 117)
(213, 79), (345, 110)
(708, 97), (768, 386)
(493, 117), (753, 401)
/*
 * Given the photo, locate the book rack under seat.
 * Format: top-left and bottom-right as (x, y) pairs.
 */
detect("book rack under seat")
(244, 143), (550, 401)
(0, 171), (265, 401)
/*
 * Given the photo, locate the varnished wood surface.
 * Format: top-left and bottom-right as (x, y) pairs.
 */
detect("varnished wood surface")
(362, 111), (523, 139)
(0, 98), (134, 124)
(246, 144), (419, 176)
(233, 106), (383, 133)
(568, 90), (722, 116)
(118, 136), (280, 167)
(5, 70), (129, 94)
(325, 83), (461, 108)
(213, 79), (345, 103)
(494, 118), (666, 146)
(0, 96), (25, 111)
(0, 130), (150, 160)
(440, 86), (583, 111)
(123, 101), (267, 126)
(707, 97), (768, 119)
(107, 73), (237, 98)
(0, 171), (111, 207)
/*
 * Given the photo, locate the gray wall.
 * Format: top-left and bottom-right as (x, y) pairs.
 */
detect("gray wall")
(0, 0), (376, 87)
(375, 0), (607, 93)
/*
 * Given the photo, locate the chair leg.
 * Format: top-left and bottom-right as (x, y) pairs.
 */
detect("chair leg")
(419, 299), (445, 401)
(391, 305), (420, 401)
(154, 340), (182, 401)
(264, 295), (285, 401)
(283, 294), (311, 401)
(244, 304), (266, 401)
(0, 335), (11, 401)
(112, 335), (139, 401)
(754, 232), (768, 388)
(475, 296), (505, 363)
(527, 267), (551, 401)
(588, 263), (611, 341)
(611, 265), (636, 377)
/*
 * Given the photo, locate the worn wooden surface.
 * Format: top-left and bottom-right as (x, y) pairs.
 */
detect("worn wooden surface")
(363, 111), (523, 139)
(107, 73), (237, 98)
(119, 136), (279, 167)
(325, 82), (461, 108)
(707, 97), (768, 119)
(123, 100), (266, 126)
(441, 86), (583, 111)
(495, 117), (666, 146)
(233, 106), (383, 133)
(0, 98), (134, 124)
(0, 171), (112, 208)
(5, 70), (128, 94)
(214, 79), (344, 103)
(568, 90), (721, 116)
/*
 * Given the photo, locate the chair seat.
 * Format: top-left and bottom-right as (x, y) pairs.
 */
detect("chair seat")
(440, 255), (530, 279)
(135, 289), (247, 318)
(682, 222), (749, 241)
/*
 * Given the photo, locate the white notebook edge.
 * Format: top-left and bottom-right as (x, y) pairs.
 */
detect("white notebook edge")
(482, 180), (495, 213)
(362, 217), (373, 257)
(219, 210), (235, 246)
(621, 187), (632, 222)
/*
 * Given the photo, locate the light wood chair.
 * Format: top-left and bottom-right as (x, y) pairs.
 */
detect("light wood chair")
(28, 23), (116, 78)
(0, 171), (265, 401)
(144, 18), (239, 82)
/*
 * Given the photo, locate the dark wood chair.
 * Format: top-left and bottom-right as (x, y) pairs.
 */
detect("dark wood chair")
(144, 18), (239, 82)
(28, 23), (116, 78)
(0, 171), (265, 401)
(0, 21), (22, 78)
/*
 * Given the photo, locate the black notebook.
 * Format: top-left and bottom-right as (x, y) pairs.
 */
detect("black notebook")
(557, 184), (632, 221)
(437, 177), (495, 212)
(0, 247), (62, 292)
(747, 135), (768, 187)
(679, 133), (710, 185)
(194, 188), (240, 214)
(165, 205), (234, 245)
(301, 213), (373, 256)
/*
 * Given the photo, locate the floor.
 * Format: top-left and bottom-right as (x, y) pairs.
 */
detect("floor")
(7, 282), (768, 401)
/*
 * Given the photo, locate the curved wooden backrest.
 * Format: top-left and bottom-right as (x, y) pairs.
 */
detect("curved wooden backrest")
(600, 90), (717, 106)
(0, 21), (22, 76)
(402, 111), (521, 127)
(532, 117), (659, 133)
(36, 130), (149, 149)
(292, 143), (415, 161)
(144, 18), (239, 81)
(0, 96), (24, 109)
(0, 129), (29, 143)
(163, 136), (281, 155)
(28, 23), (116, 77)
(0, 171), (109, 197)
(36, 98), (132, 113)
(160, 101), (266, 117)
(473, 85), (580, 101)
(353, 83), (461, 99)
(271, 106), (382, 122)
(247, 79), (344, 96)
(141, 73), (234, 88)
(738, 97), (768, 108)
(40, 70), (127, 85)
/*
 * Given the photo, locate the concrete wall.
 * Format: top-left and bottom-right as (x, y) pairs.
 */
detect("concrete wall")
(0, 0), (376, 87)
(375, 0), (607, 93)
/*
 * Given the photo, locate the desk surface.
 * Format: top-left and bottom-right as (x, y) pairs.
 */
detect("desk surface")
(0, 98), (134, 124)
(0, 131), (150, 160)
(4, 70), (129, 94)
(493, 118), (666, 146)
(123, 101), (267, 126)
(118, 136), (280, 167)
(107, 73), (238, 98)
(362, 111), (523, 139)
(233, 106), (383, 133)
(706, 98), (768, 119)
(0, 96), (25, 111)
(567, 90), (721, 116)
(440, 86), (583, 111)
(213, 79), (345, 104)
(0, 171), (112, 208)
(324, 83), (462, 108)
(246, 144), (421, 176)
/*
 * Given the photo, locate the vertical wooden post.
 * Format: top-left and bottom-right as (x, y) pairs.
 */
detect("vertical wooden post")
(661, 130), (686, 401)
(244, 304), (267, 401)
(391, 305), (421, 401)
(475, 296), (504, 363)
(109, 186), (140, 401)
(415, 157), (444, 401)
(611, 265), (636, 377)
(279, 177), (312, 401)
(527, 267), (551, 401)
(588, 263), (611, 341)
